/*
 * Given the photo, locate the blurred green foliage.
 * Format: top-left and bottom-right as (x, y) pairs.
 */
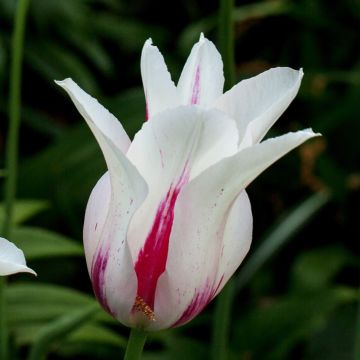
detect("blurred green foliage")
(0, 0), (359, 359)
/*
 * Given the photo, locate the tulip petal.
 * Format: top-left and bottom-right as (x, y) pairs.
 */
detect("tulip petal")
(141, 39), (179, 119)
(213, 68), (303, 148)
(83, 172), (111, 275)
(55, 79), (131, 154)
(127, 106), (238, 261)
(85, 134), (147, 326)
(126, 106), (238, 317)
(58, 79), (148, 325)
(0, 237), (36, 276)
(153, 129), (319, 329)
(177, 34), (224, 106)
(212, 190), (252, 296)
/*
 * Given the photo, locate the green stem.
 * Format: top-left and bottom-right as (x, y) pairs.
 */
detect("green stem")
(0, 277), (7, 360)
(355, 292), (360, 360)
(211, 281), (235, 360)
(211, 1), (236, 360)
(124, 328), (148, 360)
(218, 0), (235, 90)
(0, 0), (30, 359)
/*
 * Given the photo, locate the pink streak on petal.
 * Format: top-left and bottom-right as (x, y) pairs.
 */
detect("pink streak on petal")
(190, 65), (201, 105)
(172, 275), (224, 328)
(135, 169), (189, 309)
(145, 99), (149, 121)
(91, 249), (112, 314)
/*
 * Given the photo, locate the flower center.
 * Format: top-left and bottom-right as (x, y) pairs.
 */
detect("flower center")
(133, 295), (155, 321)
(133, 169), (189, 315)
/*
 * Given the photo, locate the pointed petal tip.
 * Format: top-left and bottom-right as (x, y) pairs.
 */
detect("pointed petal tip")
(144, 38), (153, 47)
(0, 237), (37, 277)
(54, 78), (74, 88)
(301, 128), (322, 137)
(54, 79), (64, 86)
(22, 267), (37, 276)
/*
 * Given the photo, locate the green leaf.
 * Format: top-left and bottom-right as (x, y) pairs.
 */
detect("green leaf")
(58, 26), (114, 75)
(11, 226), (83, 260)
(28, 303), (99, 360)
(65, 323), (127, 348)
(291, 246), (355, 292)
(25, 40), (98, 93)
(0, 200), (48, 227)
(6, 283), (95, 326)
(14, 321), (125, 350)
(103, 87), (145, 137)
(91, 14), (169, 52)
(305, 304), (358, 360)
(233, 287), (358, 360)
(6, 283), (123, 354)
(178, 0), (289, 54)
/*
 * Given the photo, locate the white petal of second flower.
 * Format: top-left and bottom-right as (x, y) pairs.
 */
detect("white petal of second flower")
(0, 237), (36, 276)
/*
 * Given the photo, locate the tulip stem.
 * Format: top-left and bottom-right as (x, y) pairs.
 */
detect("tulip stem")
(212, 280), (235, 360)
(0, 0), (30, 358)
(212, 0), (236, 359)
(218, 0), (235, 90)
(0, 278), (7, 360)
(124, 328), (148, 360)
(354, 293), (360, 360)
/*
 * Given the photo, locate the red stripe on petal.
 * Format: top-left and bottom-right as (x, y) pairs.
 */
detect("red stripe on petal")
(91, 249), (112, 314)
(191, 65), (201, 105)
(135, 170), (189, 310)
(172, 275), (224, 328)
(145, 99), (149, 121)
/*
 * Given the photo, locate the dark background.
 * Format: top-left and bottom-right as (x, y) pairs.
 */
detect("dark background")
(0, 0), (359, 359)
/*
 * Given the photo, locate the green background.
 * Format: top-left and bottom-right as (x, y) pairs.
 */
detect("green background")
(0, 0), (359, 359)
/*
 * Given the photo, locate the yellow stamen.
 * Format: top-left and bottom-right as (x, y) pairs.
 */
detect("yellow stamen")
(133, 295), (155, 321)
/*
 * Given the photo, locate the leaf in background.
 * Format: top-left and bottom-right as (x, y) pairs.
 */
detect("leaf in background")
(232, 287), (358, 360)
(7, 283), (132, 358)
(18, 87), (146, 219)
(6, 283), (95, 326)
(58, 26), (114, 76)
(11, 226), (83, 260)
(29, 0), (89, 30)
(64, 323), (127, 349)
(91, 14), (169, 52)
(18, 124), (104, 214)
(290, 246), (355, 292)
(178, 0), (290, 54)
(0, 200), (48, 227)
(140, 334), (209, 360)
(103, 87), (145, 137)
(25, 40), (98, 93)
(27, 303), (99, 360)
(22, 106), (65, 138)
(304, 303), (358, 360)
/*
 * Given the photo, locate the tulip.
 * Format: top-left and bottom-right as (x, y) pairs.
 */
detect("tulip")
(56, 35), (319, 330)
(0, 237), (36, 276)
